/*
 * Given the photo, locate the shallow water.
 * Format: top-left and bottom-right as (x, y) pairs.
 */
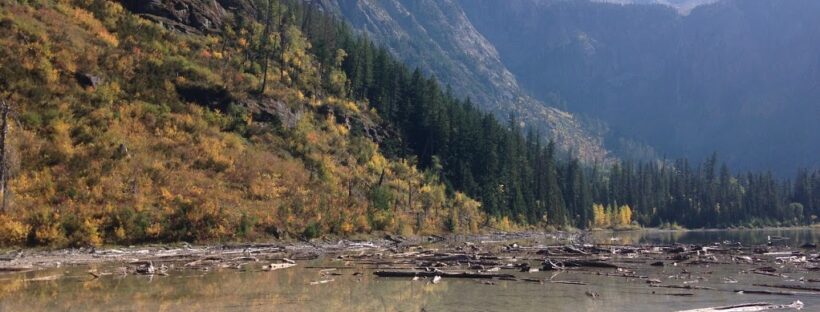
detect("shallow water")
(588, 227), (820, 247)
(1, 228), (819, 312)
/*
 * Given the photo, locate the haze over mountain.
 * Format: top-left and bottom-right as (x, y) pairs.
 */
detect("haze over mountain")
(460, 0), (820, 173)
(594, 0), (718, 14)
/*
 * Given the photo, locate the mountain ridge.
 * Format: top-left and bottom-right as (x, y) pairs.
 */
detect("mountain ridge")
(309, 0), (613, 164)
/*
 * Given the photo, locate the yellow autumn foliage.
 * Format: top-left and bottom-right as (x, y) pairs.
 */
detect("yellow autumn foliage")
(0, 215), (29, 245)
(0, 1), (489, 247)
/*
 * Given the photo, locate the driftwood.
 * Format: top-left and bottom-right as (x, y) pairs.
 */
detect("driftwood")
(677, 300), (803, 312)
(309, 279), (334, 285)
(753, 284), (820, 292)
(752, 270), (786, 278)
(373, 270), (515, 279)
(542, 258), (619, 270)
(650, 284), (715, 290)
(263, 262), (297, 271)
(550, 280), (587, 285)
(734, 289), (796, 296)
(0, 265), (34, 272)
(652, 292), (695, 296)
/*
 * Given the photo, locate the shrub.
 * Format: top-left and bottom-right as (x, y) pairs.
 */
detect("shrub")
(370, 185), (392, 211)
(0, 215), (30, 246)
(369, 210), (394, 231)
(27, 210), (67, 246)
(63, 216), (102, 247)
(302, 222), (320, 239)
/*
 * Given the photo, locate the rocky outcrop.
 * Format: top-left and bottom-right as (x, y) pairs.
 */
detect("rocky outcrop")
(119, 0), (254, 33)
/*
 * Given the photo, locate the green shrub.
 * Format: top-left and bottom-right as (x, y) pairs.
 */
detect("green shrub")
(302, 222), (320, 239)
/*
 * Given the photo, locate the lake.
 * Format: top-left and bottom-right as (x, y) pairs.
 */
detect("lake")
(1, 228), (818, 311)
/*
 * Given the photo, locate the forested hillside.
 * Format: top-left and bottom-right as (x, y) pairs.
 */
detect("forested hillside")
(0, 0), (486, 246)
(308, 0), (613, 164)
(0, 0), (816, 247)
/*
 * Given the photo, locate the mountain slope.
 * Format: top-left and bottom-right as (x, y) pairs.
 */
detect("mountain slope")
(0, 0), (486, 246)
(460, 0), (820, 173)
(310, 0), (612, 164)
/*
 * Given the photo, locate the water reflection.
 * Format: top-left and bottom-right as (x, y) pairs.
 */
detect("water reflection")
(589, 227), (820, 247)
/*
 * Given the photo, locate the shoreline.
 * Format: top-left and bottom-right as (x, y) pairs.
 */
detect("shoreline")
(0, 227), (817, 271)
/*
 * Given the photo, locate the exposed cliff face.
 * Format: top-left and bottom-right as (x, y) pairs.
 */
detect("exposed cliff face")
(120, 0), (256, 33)
(308, 0), (613, 164)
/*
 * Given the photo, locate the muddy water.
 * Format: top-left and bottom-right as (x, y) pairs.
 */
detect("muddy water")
(1, 229), (818, 312)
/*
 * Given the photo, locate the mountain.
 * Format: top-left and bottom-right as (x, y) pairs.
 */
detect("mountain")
(308, 0), (613, 164)
(459, 0), (820, 173)
(0, 0), (817, 248)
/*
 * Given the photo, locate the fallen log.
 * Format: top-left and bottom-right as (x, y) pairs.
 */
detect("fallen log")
(418, 254), (472, 262)
(0, 265), (34, 272)
(752, 270), (786, 278)
(677, 300), (803, 312)
(563, 246), (588, 255)
(734, 289), (795, 296)
(753, 283), (820, 292)
(263, 262), (297, 271)
(373, 270), (515, 279)
(550, 280), (587, 285)
(650, 284), (715, 290)
(652, 292), (695, 296)
(542, 259), (619, 270)
(309, 279), (334, 285)
(565, 259), (618, 268)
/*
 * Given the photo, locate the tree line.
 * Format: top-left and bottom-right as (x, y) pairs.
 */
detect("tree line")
(248, 0), (820, 229)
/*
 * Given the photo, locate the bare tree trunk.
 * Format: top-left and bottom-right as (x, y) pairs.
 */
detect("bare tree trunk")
(259, 0), (273, 94)
(0, 101), (9, 212)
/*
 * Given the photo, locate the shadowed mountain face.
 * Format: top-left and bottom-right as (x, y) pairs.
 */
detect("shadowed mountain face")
(458, 0), (820, 173)
(310, 0), (614, 164)
(312, 0), (819, 173)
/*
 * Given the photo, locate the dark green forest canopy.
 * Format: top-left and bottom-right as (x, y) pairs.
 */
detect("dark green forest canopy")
(280, 0), (820, 228)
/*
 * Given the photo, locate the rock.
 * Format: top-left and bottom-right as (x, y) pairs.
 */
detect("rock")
(75, 72), (103, 89)
(120, 0), (234, 34)
(135, 261), (156, 275)
(800, 243), (817, 249)
(176, 83), (234, 111)
(114, 143), (129, 159)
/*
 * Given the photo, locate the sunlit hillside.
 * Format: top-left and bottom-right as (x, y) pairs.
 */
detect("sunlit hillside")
(0, 1), (483, 246)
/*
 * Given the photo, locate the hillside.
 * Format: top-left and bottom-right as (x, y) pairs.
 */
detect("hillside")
(460, 0), (820, 173)
(308, 0), (613, 164)
(0, 0), (484, 246)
